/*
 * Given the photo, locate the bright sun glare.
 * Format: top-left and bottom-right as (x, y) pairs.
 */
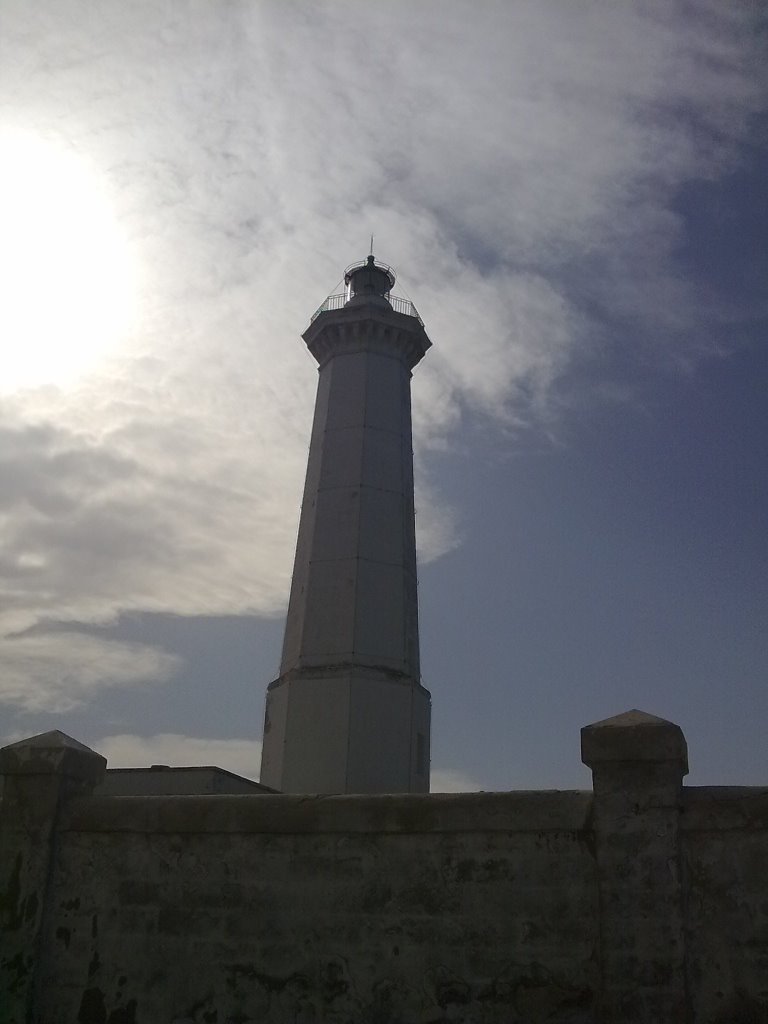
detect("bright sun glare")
(0, 130), (137, 393)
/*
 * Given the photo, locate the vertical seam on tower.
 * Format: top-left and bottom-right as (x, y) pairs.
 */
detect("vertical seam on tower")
(402, 362), (409, 673)
(352, 329), (367, 665)
(408, 680), (415, 791)
(346, 327), (366, 789)
(344, 673), (352, 792)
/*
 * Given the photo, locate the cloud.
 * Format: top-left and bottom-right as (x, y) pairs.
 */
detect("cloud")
(430, 768), (485, 794)
(0, 405), (299, 635)
(0, 1), (764, 710)
(0, 633), (179, 713)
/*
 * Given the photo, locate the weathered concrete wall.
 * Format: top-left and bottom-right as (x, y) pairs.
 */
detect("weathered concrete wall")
(0, 731), (106, 1024)
(34, 792), (597, 1024)
(581, 709), (690, 1021)
(681, 787), (768, 1024)
(3, 713), (768, 1024)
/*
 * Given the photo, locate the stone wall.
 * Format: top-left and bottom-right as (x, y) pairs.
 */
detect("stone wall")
(681, 787), (768, 1023)
(1, 712), (767, 1024)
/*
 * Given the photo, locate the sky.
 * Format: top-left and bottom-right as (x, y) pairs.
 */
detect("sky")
(0, 0), (766, 791)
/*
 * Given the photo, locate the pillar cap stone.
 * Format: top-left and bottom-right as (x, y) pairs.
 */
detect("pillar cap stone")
(581, 709), (688, 773)
(0, 730), (106, 785)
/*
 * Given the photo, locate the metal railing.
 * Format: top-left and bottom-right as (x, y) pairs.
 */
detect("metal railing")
(344, 258), (396, 280)
(310, 293), (347, 321)
(310, 292), (423, 327)
(389, 295), (424, 325)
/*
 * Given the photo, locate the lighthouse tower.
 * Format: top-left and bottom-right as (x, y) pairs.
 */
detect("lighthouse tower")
(259, 256), (432, 794)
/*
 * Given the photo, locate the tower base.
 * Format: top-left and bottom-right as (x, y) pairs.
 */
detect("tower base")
(260, 666), (431, 794)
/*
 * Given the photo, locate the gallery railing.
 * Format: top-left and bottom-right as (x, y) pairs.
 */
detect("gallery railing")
(310, 292), (423, 326)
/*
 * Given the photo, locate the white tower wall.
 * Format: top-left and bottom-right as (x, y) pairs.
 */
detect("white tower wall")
(260, 261), (432, 794)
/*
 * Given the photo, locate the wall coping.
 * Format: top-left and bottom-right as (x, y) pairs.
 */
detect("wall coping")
(0, 729), (106, 784)
(53, 786), (768, 836)
(581, 709), (688, 772)
(58, 790), (593, 836)
(681, 786), (768, 831)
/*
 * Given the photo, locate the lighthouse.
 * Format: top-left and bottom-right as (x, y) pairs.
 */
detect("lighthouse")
(259, 255), (432, 793)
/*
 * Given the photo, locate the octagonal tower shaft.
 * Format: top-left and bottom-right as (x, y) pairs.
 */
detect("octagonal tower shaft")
(260, 261), (431, 794)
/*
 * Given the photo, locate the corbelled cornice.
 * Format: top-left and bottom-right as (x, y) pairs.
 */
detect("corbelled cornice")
(302, 301), (431, 370)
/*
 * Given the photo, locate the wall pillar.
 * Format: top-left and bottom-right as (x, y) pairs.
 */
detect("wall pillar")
(0, 731), (106, 1024)
(581, 710), (689, 1024)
